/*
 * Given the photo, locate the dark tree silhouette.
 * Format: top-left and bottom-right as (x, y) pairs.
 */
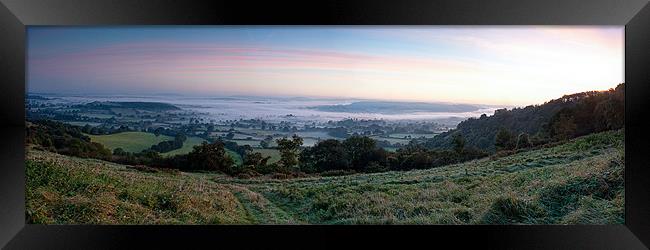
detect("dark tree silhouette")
(299, 139), (349, 173)
(452, 133), (465, 153)
(495, 128), (515, 151)
(276, 135), (303, 169)
(187, 141), (234, 172)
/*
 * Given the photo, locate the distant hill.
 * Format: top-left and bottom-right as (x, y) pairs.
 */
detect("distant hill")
(425, 83), (624, 152)
(311, 101), (481, 114)
(26, 94), (51, 100)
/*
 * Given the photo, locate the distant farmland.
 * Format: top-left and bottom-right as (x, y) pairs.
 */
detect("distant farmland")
(89, 132), (172, 153)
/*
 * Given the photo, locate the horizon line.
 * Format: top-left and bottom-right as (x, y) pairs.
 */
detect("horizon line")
(26, 90), (520, 108)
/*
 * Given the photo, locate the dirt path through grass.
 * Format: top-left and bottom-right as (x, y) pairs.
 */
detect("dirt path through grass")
(226, 184), (305, 224)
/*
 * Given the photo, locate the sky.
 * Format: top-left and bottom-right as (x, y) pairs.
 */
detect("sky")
(27, 26), (624, 106)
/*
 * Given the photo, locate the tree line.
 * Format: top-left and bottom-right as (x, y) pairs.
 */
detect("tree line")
(26, 120), (112, 160)
(426, 83), (624, 152)
(26, 119), (488, 177)
(148, 133), (187, 153)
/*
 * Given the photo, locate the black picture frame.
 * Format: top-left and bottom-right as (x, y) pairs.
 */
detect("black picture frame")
(1, 0), (649, 249)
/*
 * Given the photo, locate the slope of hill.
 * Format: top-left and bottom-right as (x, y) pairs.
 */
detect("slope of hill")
(26, 130), (623, 224)
(426, 84), (624, 152)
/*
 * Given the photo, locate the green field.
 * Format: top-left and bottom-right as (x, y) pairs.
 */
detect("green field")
(226, 149), (243, 166)
(162, 137), (242, 165)
(79, 113), (115, 119)
(89, 132), (243, 165)
(294, 131), (332, 139)
(26, 130), (624, 224)
(89, 132), (172, 153)
(232, 133), (263, 140)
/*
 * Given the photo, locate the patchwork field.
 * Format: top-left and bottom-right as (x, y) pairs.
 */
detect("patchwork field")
(79, 113), (115, 119)
(63, 121), (103, 127)
(26, 130), (624, 224)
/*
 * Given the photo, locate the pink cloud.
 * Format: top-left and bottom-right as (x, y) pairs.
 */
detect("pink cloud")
(30, 41), (481, 80)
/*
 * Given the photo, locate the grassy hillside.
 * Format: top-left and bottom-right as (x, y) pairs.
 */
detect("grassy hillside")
(89, 132), (173, 153)
(26, 130), (624, 224)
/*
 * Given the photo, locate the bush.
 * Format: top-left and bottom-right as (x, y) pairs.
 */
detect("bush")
(365, 162), (389, 173)
(234, 168), (262, 179)
(256, 162), (288, 175)
(186, 141), (235, 172)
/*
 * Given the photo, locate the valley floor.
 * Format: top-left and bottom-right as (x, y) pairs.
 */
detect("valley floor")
(26, 130), (624, 224)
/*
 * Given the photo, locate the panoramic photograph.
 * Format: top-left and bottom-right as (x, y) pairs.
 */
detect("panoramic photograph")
(25, 26), (624, 224)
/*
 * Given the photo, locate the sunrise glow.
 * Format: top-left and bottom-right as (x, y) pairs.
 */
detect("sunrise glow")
(28, 26), (623, 106)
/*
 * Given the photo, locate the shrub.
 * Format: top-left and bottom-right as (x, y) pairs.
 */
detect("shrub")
(235, 169), (262, 179)
(186, 141), (235, 173)
(365, 162), (389, 173)
(256, 162), (288, 175)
